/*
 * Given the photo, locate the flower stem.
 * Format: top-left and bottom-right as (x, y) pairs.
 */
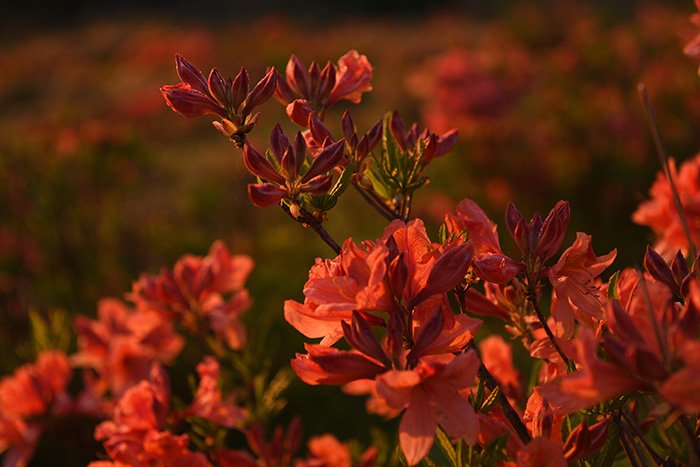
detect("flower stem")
(638, 83), (697, 260)
(526, 290), (572, 369)
(620, 408), (664, 465)
(467, 340), (532, 445)
(351, 182), (396, 221)
(280, 204), (341, 254)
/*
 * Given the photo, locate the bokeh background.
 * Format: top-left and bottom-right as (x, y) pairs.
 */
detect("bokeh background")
(1, 0), (699, 461)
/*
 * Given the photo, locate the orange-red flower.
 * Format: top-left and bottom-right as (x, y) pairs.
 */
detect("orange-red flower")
(632, 154), (700, 259)
(0, 352), (72, 466)
(375, 352), (480, 466)
(74, 298), (183, 396)
(548, 232), (616, 338)
(132, 240), (253, 351)
(185, 357), (247, 428)
(276, 50), (373, 124)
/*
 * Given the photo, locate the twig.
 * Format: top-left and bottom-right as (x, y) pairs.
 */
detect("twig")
(280, 204), (341, 254)
(679, 415), (700, 467)
(621, 408), (665, 465)
(616, 411), (644, 467)
(467, 340), (532, 445)
(636, 270), (670, 369)
(526, 291), (572, 368)
(351, 182), (396, 221)
(638, 84), (697, 260)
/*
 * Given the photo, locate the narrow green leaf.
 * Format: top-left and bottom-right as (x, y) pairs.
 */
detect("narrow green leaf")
(607, 270), (620, 300)
(480, 386), (501, 413)
(435, 425), (459, 467)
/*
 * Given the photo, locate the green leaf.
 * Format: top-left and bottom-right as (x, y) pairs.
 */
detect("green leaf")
(592, 419), (620, 467)
(329, 161), (355, 198)
(435, 425), (459, 467)
(480, 386), (501, 413)
(607, 270), (620, 300)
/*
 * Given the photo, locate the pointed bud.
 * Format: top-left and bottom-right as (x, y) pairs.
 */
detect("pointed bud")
(274, 69), (296, 104)
(309, 113), (335, 146)
(389, 111), (408, 151)
(242, 68), (277, 114)
(207, 68), (229, 108)
(175, 54), (209, 94)
(302, 139), (345, 182)
(645, 246), (679, 295)
(341, 312), (390, 367)
(286, 99), (313, 127)
(299, 174), (333, 195)
(286, 54), (311, 97)
(671, 250), (689, 288)
(161, 84), (226, 118)
(309, 61), (321, 98)
(341, 110), (356, 143)
(231, 67), (250, 110)
(243, 143), (285, 184)
(412, 242), (473, 306)
(505, 202), (529, 257)
(534, 201), (570, 261)
(270, 124), (290, 162)
(317, 61), (337, 103)
(563, 418), (610, 462)
(407, 307), (444, 366)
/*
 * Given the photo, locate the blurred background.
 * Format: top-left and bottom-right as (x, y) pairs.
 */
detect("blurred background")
(1, 0), (699, 459)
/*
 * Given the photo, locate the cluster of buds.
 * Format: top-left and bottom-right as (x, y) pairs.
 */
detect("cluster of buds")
(505, 200), (570, 283)
(160, 55), (276, 147)
(243, 125), (345, 215)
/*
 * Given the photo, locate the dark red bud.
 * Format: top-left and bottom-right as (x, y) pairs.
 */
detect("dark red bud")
(243, 143), (285, 185)
(389, 111), (408, 151)
(231, 67), (250, 110)
(175, 54), (209, 94)
(645, 246), (679, 295)
(412, 242), (473, 306)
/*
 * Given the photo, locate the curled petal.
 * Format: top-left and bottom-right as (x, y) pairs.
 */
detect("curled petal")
(286, 99), (314, 127)
(328, 50), (373, 105)
(412, 242), (473, 306)
(161, 85), (226, 118)
(207, 68), (229, 108)
(247, 183), (287, 207)
(243, 143), (285, 185)
(300, 175), (333, 195)
(292, 345), (387, 385)
(175, 54), (209, 94)
(303, 140), (345, 182)
(242, 68), (277, 114)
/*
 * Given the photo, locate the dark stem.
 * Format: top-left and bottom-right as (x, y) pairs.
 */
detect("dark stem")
(467, 340), (532, 445)
(616, 412), (644, 467)
(351, 183), (396, 221)
(679, 415), (700, 467)
(621, 408), (664, 465)
(638, 83), (697, 260)
(526, 290), (572, 368)
(280, 204), (341, 254)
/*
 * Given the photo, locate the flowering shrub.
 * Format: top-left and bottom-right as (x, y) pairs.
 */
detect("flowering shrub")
(2, 3), (700, 466)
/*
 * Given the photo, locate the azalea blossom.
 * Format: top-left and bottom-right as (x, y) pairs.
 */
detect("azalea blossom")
(632, 154), (700, 259)
(132, 240), (253, 351)
(285, 219), (475, 347)
(276, 50), (373, 123)
(375, 352), (480, 466)
(548, 232), (616, 338)
(0, 352), (72, 467)
(73, 298), (183, 396)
